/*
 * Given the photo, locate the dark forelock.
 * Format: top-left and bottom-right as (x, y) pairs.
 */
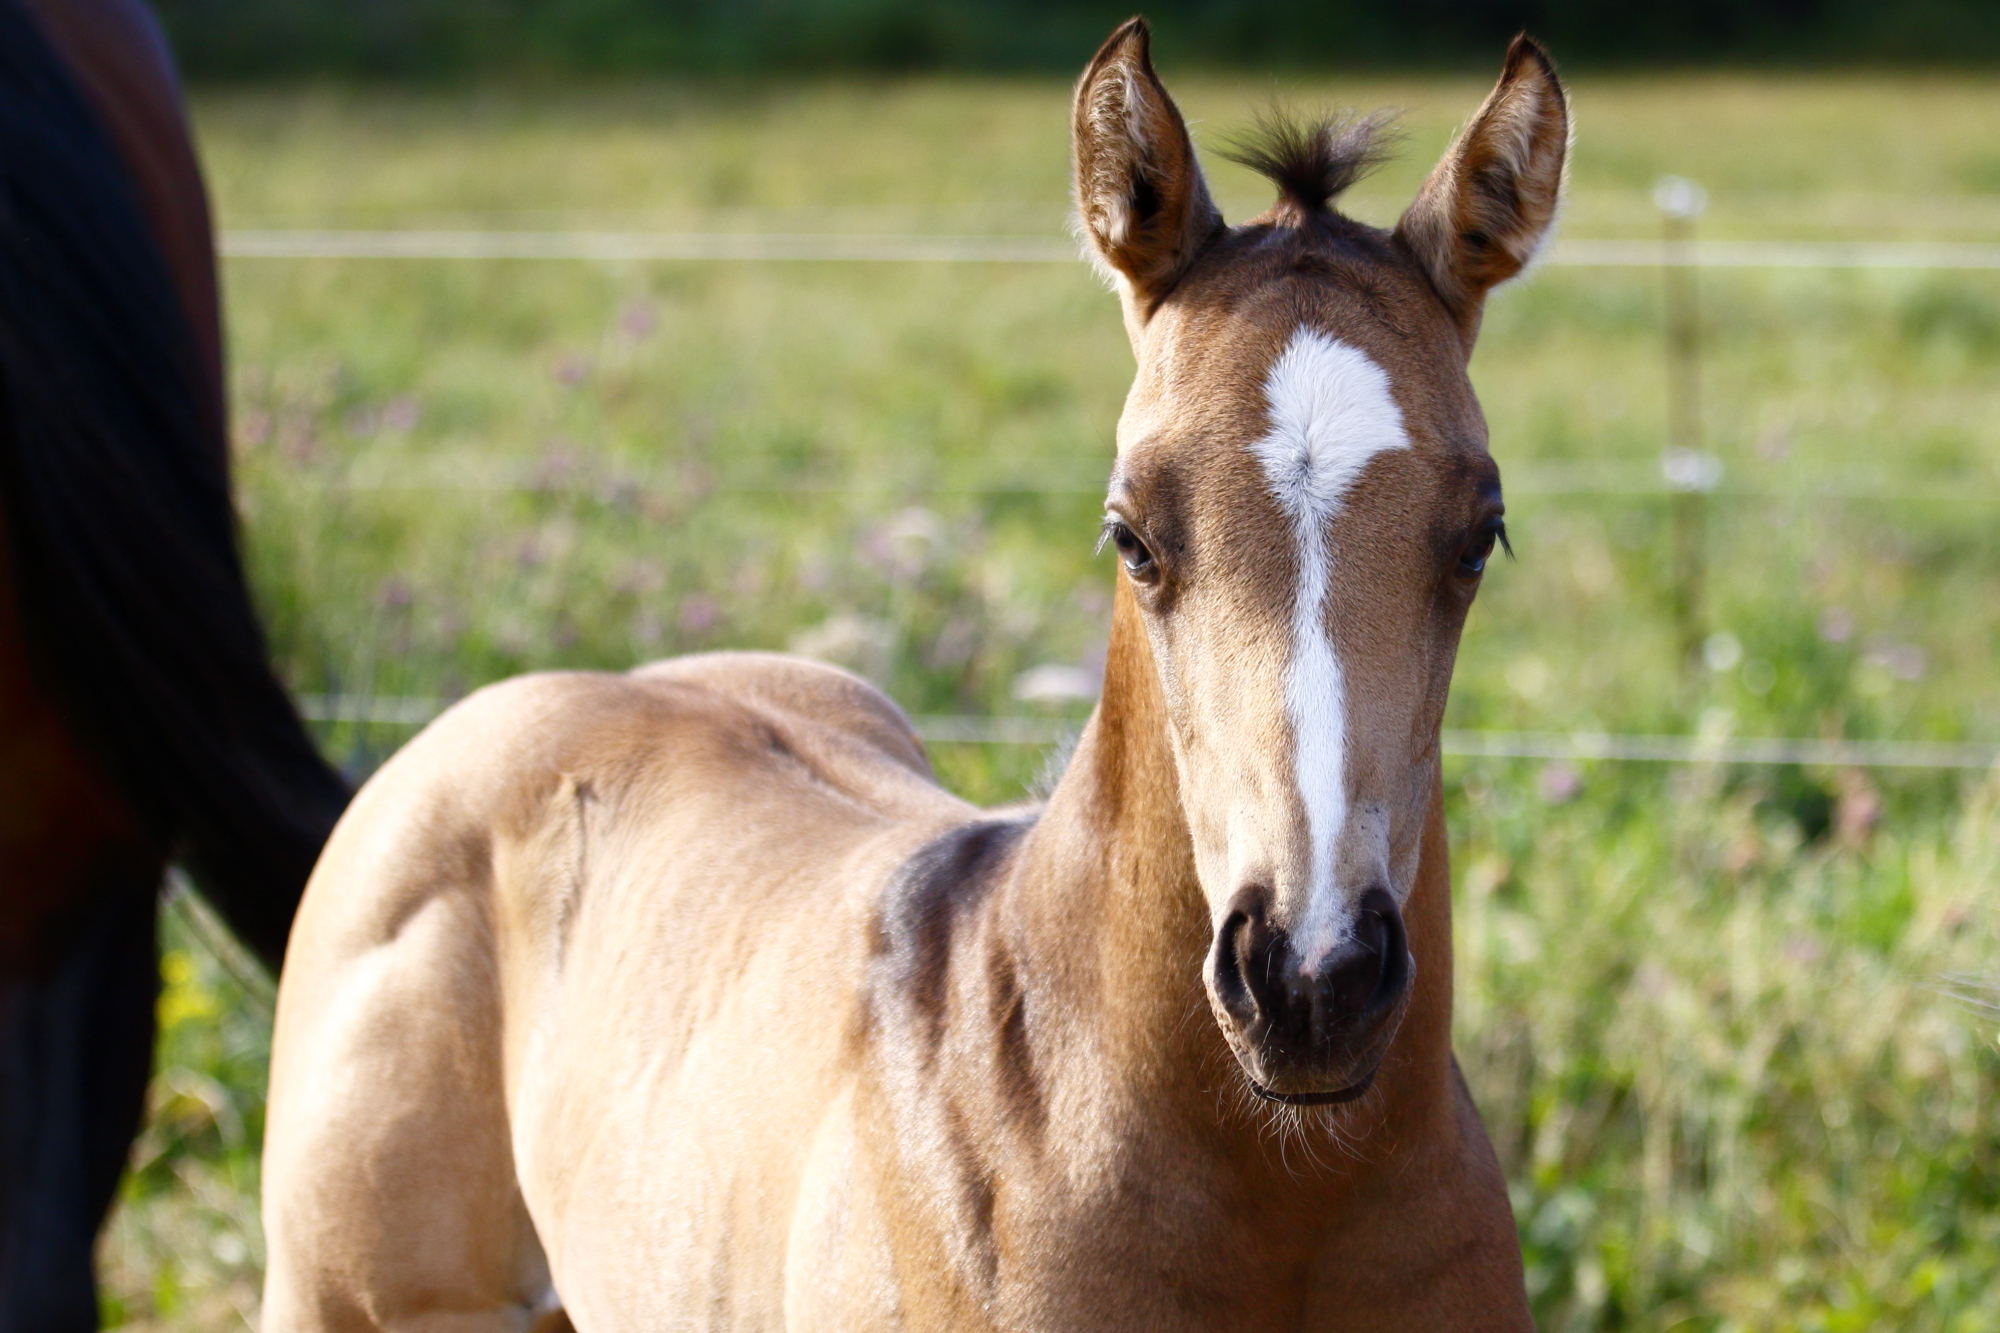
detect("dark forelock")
(1219, 109), (1399, 221)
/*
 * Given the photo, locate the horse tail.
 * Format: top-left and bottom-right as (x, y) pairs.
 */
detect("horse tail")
(0, 0), (349, 971)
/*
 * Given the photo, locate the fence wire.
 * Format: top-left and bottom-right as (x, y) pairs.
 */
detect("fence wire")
(221, 231), (2000, 270)
(296, 696), (1998, 770)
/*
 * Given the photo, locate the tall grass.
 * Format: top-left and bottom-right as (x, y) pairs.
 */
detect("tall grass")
(1461, 764), (2000, 1328)
(102, 74), (2000, 1329)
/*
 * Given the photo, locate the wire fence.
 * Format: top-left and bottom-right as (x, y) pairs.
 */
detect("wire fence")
(309, 464), (2000, 504)
(296, 696), (2000, 770)
(220, 230), (2000, 269)
(267, 218), (1999, 774)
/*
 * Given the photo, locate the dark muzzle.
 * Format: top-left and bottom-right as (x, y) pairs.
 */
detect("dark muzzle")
(1208, 885), (1412, 1104)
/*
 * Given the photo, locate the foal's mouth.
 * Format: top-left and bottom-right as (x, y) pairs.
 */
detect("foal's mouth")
(1244, 1068), (1377, 1107)
(1213, 998), (1407, 1110)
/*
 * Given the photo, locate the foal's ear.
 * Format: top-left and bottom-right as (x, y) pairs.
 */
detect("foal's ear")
(1072, 18), (1223, 309)
(1395, 35), (1569, 338)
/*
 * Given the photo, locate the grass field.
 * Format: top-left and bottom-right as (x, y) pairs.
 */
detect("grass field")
(101, 69), (2000, 1330)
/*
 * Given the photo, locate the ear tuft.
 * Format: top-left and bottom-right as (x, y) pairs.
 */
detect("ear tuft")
(1395, 34), (1569, 338)
(1072, 18), (1223, 305)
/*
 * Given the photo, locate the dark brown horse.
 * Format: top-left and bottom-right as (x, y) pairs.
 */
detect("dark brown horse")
(0, 0), (348, 1325)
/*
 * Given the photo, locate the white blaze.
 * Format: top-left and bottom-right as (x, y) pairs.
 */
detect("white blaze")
(1248, 329), (1411, 964)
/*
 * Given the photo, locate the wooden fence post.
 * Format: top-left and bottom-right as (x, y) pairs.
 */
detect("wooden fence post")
(1656, 176), (1718, 679)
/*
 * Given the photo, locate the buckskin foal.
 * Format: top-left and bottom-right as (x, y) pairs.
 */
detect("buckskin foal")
(264, 21), (1567, 1332)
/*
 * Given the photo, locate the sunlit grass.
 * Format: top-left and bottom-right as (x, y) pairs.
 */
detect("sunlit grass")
(102, 73), (2000, 1329)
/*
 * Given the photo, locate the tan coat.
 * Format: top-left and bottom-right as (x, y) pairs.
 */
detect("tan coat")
(263, 20), (1570, 1330)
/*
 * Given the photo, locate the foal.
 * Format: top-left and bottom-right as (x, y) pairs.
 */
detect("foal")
(263, 21), (1567, 1331)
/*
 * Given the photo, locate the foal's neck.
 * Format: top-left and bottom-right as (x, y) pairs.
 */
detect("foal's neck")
(1013, 581), (1211, 1080)
(1008, 579), (1459, 1174)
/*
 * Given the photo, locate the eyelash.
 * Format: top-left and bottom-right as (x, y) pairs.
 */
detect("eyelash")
(1459, 520), (1511, 576)
(1097, 518), (1157, 577)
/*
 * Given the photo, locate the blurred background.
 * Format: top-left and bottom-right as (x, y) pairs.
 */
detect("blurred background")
(111, 2), (2000, 1330)
(145, 0), (2000, 74)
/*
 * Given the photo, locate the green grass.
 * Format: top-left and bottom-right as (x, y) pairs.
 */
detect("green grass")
(104, 73), (2000, 1330)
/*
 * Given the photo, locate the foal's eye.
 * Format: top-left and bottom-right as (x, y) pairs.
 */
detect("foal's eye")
(1099, 520), (1157, 580)
(1458, 521), (1508, 578)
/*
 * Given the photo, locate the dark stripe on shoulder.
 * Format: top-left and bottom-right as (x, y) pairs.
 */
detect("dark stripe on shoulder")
(869, 817), (1032, 1059)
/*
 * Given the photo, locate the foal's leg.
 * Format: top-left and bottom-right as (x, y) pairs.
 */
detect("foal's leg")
(260, 870), (560, 1333)
(0, 870), (160, 1333)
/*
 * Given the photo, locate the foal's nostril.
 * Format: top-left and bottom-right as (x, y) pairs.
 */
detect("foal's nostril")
(1209, 885), (1271, 1029)
(1335, 887), (1410, 1020)
(1364, 887), (1412, 1010)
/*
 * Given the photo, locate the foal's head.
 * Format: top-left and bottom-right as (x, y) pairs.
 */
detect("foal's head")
(1072, 22), (1567, 1104)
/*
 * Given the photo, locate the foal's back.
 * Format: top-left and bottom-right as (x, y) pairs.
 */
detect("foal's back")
(262, 654), (969, 1331)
